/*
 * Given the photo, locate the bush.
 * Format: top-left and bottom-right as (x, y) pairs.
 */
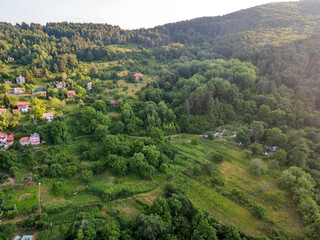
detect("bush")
(229, 189), (250, 205)
(191, 137), (200, 145)
(251, 204), (267, 219)
(193, 165), (202, 176)
(250, 159), (267, 176)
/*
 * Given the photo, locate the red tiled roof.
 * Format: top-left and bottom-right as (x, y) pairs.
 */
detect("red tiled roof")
(19, 137), (30, 142)
(17, 102), (29, 107)
(7, 135), (14, 141)
(12, 109), (20, 114)
(0, 132), (7, 137)
(134, 73), (143, 77)
(42, 112), (54, 118)
(67, 91), (76, 95)
(0, 109), (6, 112)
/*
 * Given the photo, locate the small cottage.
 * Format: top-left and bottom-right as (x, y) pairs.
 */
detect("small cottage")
(19, 137), (30, 146)
(7, 57), (14, 62)
(0, 109), (6, 114)
(17, 102), (29, 113)
(9, 87), (25, 95)
(67, 91), (76, 98)
(15, 75), (25, 84)
(134, 73), (143, 82)
(12, 109), (20, 115)
(56, 82), (64, 90)
(36, 91), (47, 97)
(30, 133), (40, 145)
(42, 112), (54, 122)
(87, 82), (92, 91)
(4, 81), (12, 85)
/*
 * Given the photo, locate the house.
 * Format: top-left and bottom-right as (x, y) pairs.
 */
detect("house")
(0, 109), (6, 114)
(113, 98), (122, 106)
(30, 133), (40, 145)
(34, 87), (47, 92)
(0, 132), (14, 150)
(16, 75), (25, 84)
(42, 112), (54, 122)
(7, 57), (14, 62)
(4, 81), (12, 85)
(87, 82), (92, 91)
(56, 82), (64, 90)
(36, 91), (47, 97)
(19, 137), (30, 146)
(9, 87), (25, 95)
(12, 109), (20, 115)
(67, 90), (76, 98)
(21, 236), (33, 240)
(17, 102), (29, 113)
(134, 73), (143, 82)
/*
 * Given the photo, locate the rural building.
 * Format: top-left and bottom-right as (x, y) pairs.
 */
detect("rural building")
(30, 133), (40, 145)
(42, 112), (54, 122)
(67, 90), (76, 98)
(0, 132), (14, 150)
(7, 57), (14, 61)
(17, 102), (29, 113)
(4, 81), (12, 85)
(12, 109), (20, 115)
(36, 91), (47, 97)
(56, 82), (64, 89)
(19, 137), (30, 146)
(9, 87), (25, 95)
(87, 82), (92, 90)
(0, 109), (6, 114)
(13, 235), (33, 240)
(134, 73), (143, 82)
(34, 87), (47, 92)
(16, 75), (25, 84)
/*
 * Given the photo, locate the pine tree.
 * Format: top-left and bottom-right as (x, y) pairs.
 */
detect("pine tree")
(3, 94), (13, 108)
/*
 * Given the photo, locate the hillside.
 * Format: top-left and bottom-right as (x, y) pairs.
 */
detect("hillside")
(1, 1), (320, 239)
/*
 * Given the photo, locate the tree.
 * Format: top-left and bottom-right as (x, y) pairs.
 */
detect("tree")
(250, 121), (265, 142)
(250, 159), (267, 176)
(48, 121), (70, 144)
(137, 214), (165, 240)
(100, 221), (121, 240)
(3, 94), (13, 108)
(102, 135), (119, 155)
(273, 149), (287, 165)
(265, 128), (287, 148)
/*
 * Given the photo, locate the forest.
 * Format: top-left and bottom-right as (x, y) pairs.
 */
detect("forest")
(1, 0), (320, 239)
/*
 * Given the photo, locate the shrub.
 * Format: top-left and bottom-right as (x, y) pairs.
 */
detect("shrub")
(250, 159), (267, 176)
(251, 204), (267, 219)
(191, 137), (200, 145)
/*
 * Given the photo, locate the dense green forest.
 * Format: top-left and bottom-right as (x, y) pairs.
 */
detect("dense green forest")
(1, 0), (320, 239)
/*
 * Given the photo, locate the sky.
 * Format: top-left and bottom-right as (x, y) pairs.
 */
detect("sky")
(0, 0), (296, 29)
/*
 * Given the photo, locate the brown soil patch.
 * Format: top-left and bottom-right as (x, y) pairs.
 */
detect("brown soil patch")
(19, 193), (31, 200)
(2, 177), (15, 186)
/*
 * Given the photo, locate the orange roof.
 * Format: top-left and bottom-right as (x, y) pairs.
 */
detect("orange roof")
(7, 135), (14, 141)
(42, 112), (54, 118)
(19, 137), (30, 142)
(17, 102), (29, 107)
(12, 109), (20, 114)
(0, 109), (6, 112)
(0, 132), (6, 137)
(67, 91), (76, 95)
(134, 73), (143, 77)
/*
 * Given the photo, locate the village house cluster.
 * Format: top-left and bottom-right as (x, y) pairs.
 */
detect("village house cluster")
(0, 132), (14, 150)
(19, 133), (41, 146)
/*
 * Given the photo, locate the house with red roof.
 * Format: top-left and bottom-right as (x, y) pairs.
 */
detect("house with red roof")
(36, 91), (47, 97)
(0, 132), (14, 150)
(0, 109), (6, 114)
(67, 91), (76, 98)
(87, 82), (92, 91)
(56, 82), (64, 90)
(16, 75), (25, 84)
(134, 73), (143, 82)
(19, 137), (30, 146)
(17, 102), (29, 113)
(12, 109), (20, 115)
(42, 112), (54, 122)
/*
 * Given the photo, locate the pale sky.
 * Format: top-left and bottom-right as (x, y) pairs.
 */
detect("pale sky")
(0, 0), (297, 29)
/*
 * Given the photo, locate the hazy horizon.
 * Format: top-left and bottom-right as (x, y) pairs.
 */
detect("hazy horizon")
(0, 0), (296, 29)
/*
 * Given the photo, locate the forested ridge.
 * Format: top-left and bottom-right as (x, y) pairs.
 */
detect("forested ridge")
(1, 0), (320, 239)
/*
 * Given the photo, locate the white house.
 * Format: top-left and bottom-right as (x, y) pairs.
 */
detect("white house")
(16, 75), (25, 84)
(17, 102), (29, 113)
(42, 112), (54, 122)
